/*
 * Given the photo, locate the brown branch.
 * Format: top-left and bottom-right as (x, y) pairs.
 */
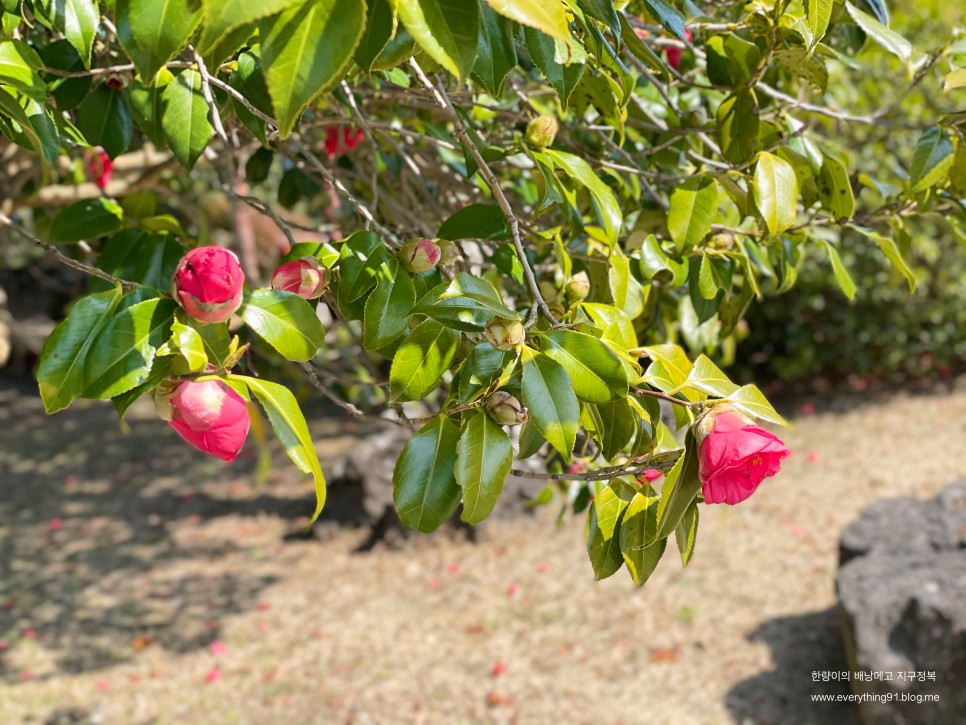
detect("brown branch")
(630, 387), (706, 409)
(509, 449), (683, 481)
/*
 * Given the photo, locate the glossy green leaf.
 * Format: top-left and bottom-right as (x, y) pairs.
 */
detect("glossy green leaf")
(32, 0), (99, 67)
(483, 0), (568, 40)
(338, 230), (388, 302)
(83, 297), (177, 399)
(524, 27), (585, 109)
(620, 490), (667, 586)
(641, 344), (693, 387)
(540, 329), (627, 403)
(115, 0), (203, 82)
(93, 229), (183, 291)
(845, 2), (913, 64)
(75, 85), (132, 159)
(587, 483), (630, 580)
(393, 415), (462, 532)
(668, 176), (717, 253)
(685, 354), (739, 398)
(618, 12), (666, 75)
(643, 0), (687, 41)
(848, 224), (917, 291)
(238, 289), (325, 362)
(818, 240), (857, 300)
(544, 149), (621, 246)
(589, 399), (636, 461)
(639, 234), (688, 286)
(48, 198), (125, 243)
(389, 318), (461, 402)
(363, 258), (416, 350)
(413, 272), (519, 330)
(457, 342), (514, 402)
(395, 0), (480, 80)
(727, 384), (787, 426)
(818, 154), (855, 220)
(805, 0), (833, 46)
(161, 319), (208, 373)
(196, 0), (298, 59)
(354, 0), (396, 71)
(233, 374), (327, 521)
(652, 434), (700, 543)
(754, 152), (798, 235)
(472, 3), (516, 96)
(438, 203), (510, 241)
(0, 39), (47, 99)
(128, 69), (173, 147)
(161, 69), (214, 170)
(717, 90), (758, 165)
(457, 409), (512, 524)
(520, 347), (578, 461)
(37, 285), (124, 413)
(674, 500), (699, 567)
(261, 0), (366, 138)
(909, 126), (954, 191)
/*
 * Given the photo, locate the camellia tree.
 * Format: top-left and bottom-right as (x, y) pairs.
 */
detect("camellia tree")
(0, 0), (962, 585)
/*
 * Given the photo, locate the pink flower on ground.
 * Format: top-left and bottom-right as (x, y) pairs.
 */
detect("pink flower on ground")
(806, 451), (820, 463)
(271, 257), (329, 299)
(0, 640), (8, 652)
(22, 629), (36, 640)
(695, 406), (789, 505)
(204, 666), (222, 683)
(165, 380), (251, 462)
(96, 681), (111, 693)
(506, 583), (521, 597)
(172, 246), (245, 324)
(666, 28), (692, 70)
(801, 402), (816, 416)
(490, 662), (507, 677)
(208, 640), (227, 656)
(48, 517), (63, 532)
(84, 147), (112, 190)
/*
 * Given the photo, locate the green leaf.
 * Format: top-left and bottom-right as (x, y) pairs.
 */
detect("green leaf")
(674, 500), (699, 567)
(162, 319), (208, 373)
(128, 70), (172, 147)
(363, 258), (416, 350)
(640, 234), (688, 286)
(805, 0), (833, 46)
(337, 230), (388, 302)
(520, 347), (578, 461)
(727, 384), (787, 426)
(114, 0), (203, 82)
(540, 330), (627, 403)
(48, 198), (125, 243)
(161, 69), (214, 170)
(618, 12), (666, 75)
(75, 85), (132, 159)
(83, 297), (177, 399)
(32, 0), (99, 67)
(438, 203), (510, 241)
(93, 229), (183, 291)
(0, 38), (47, 99)
(395, 0), (480, 81)
(844, 2), (913, 64)
(818, 154), (855, 220)
(754, 152), (798, 235)
(412, 272), (519, 330)
(233, 375), (327, 521)
(643, 0), (687, 41)
(544, 148), (622, 247)
(457, 409), (512, 524)
(587, 484), (630, 580)
(848, 224), (917, 291)
(524, 26), (585, 109)
(641, 344), (693, 388)
(909, 127), (954, 192)
(196, 0), (298, 60)
(652, 435), (700, 543)
(389, 318), (461, 402)
(684, 354), (739, 398)
(260, 0), (366, 138)
(354, 0), (396, 71)
(668, 176), (717, 253)
(818, 240), (857, 300)
(238, 289), (325, 362)
(944, 69), (966, 91)
(589, 399), (636, 461)
(37, 285), (124, 413)
(717, 90), (758, 165)
(457, 342), (513, 402)
(483, 0), (568, 40)
(472, 3), (516, 96)
(393, 415), (462, 532)
(620, 490), (667, 586)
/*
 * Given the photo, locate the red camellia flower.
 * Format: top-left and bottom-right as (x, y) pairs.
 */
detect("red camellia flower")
(271, 256), (330, 299)
(166, 380), (250, 462)
(172, 246), (245, 324)
(666, 28), (692, 71)
(695, 406), (789, 505)
(324, 126), (364, 158)
(85, 147), (112, 190)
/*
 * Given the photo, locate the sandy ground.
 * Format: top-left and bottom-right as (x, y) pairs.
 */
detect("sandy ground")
(1, 377), (965, 725)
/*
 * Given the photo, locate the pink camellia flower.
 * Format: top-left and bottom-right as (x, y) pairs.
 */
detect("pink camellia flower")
(399, 238), (441, 274)
(271, 257), (329, 299)
(666, 28), (692, 71)
(695, 405), (789, 505)
(324, 126), (364, 158)
(164, 380), (250, 462)
(172, 247), (245, 324)
(85, 147), (112, 190)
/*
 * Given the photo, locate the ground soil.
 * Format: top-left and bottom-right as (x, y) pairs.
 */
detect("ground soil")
(1, 376), (964, 725)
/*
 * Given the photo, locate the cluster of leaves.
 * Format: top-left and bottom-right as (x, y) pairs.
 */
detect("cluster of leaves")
(1, 0), (959, 584)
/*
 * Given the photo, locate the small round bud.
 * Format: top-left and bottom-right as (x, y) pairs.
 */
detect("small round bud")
(564, 272), (591, 304)
(485, 391), (528, 426)
(399, 238), (442, 274)
(172, 246), (245, 324)
(525, 116), (558, 150)
(708, 233), (734, 251)
(271, 256), (330, 299)
(484, 317), (525, 352)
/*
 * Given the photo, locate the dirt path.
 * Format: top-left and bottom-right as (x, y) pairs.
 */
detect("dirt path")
(1, 378), (965, 724)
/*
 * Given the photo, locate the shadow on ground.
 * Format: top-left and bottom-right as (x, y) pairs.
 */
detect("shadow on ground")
(725, 608), (859, 725)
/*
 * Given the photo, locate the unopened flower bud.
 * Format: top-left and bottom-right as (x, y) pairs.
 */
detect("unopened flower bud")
(565, 271), (591, 304)
(485, 391), (528, 426)
(84, 146), (112, 190)
(438, 240), (460, 266)
(400, 238), (441, 274)
(484, 317), (525, 352)
(271, 256), (330, 299)
(708, 233), (734, 251)
(525, 116), (558, 150)
(165, 379), (251, 462)
(172, 246), (245, 324)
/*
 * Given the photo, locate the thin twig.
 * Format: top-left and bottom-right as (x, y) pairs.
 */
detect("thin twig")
(191, 47), (230, 146)
(631, 387), (706, 409)
(301, 363), (364, 418)
(509, 450), (683, 481)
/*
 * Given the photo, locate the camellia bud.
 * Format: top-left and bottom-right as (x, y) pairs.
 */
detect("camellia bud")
(172, 246), (245, 324)
(271, 256), (330, 299)
(84, 146), (112, 190)
(484, 391), (528, 426)
(165, 379), (251, 462)
(399, 238), (442, 274)
(484, 317), (525, 352)
(564, 271), (591, 304)
(525, 116), (558, 150)
(708, 233), (734, 251)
